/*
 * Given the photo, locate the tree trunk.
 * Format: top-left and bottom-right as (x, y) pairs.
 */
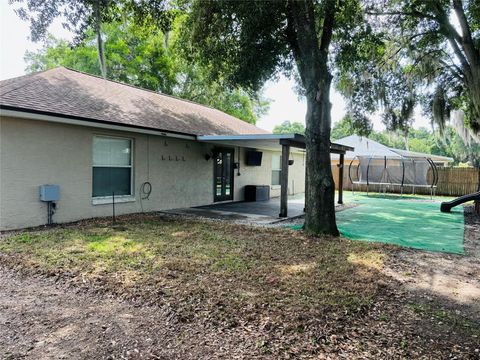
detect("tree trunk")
(304, 73), (339, 236)
(94, 0), (107, 78)
(285, 0), (338, 236)
(404, 132), (409, 151)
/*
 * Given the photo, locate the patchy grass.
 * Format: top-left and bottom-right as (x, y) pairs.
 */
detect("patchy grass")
(0, 216), (385, 319)
(408, 303), (480, 337)
(1, 214), (478, 358)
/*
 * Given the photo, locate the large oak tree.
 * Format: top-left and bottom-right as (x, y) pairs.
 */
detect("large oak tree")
(186, 0), (362, 235)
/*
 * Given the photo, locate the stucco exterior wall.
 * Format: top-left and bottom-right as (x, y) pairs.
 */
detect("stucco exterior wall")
(0, 116), (305, 230)
(0, 117), (215, 230)
(233, 148), (305, 199)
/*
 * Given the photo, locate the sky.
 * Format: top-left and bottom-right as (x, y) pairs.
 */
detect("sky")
(0, 0), (430, 132)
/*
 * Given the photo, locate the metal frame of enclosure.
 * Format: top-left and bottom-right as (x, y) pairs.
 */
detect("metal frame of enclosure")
(348, 155), (439, 198)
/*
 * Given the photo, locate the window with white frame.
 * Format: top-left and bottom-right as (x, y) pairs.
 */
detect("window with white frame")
(92, 136), (133, 197)
(271, 154), (282, 186)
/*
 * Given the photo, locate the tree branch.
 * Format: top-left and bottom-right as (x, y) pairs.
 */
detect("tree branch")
(452, 0), (474, 45)
(365, 10), (436, 21)
(319, 0), (336, 57)
(438, 59), (464, 81)
(452, 0), (479, 68)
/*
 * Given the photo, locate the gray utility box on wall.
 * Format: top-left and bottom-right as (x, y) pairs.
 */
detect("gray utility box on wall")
(39, 185), (60, 202)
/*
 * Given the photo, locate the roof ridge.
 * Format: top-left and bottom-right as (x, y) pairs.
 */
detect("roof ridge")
(390, 148), (454, 160)
(60, 66), (252, 121)
(0, 73), (49, 97)
(0, 67), (58, 87)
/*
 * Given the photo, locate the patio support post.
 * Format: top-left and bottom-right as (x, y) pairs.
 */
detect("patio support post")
(279, 144), (290, 217)
(338, 153), (344, 204)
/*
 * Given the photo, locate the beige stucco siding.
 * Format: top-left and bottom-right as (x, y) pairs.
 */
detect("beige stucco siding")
(0, 116), (305, 230)
(233, 148), (305, 199)
(0, 117), (213, 230)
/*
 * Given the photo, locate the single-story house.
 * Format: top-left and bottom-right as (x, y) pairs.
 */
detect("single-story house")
(331, 135), (453, 167)
(0, 67), (352, 230)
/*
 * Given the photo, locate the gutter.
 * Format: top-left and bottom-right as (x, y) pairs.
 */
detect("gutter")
(0, 106), (197, 140)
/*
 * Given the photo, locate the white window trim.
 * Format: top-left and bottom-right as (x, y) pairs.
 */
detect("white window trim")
(92, 135), (134, 201)
(92, 195), (136, 205)
(271, 154), (282, 186)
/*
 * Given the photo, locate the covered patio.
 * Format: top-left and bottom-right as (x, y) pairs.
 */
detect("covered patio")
(198, 133), (354, 218)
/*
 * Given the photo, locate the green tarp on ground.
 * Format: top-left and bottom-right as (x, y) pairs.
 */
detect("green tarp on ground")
(293, 194), (465, 254)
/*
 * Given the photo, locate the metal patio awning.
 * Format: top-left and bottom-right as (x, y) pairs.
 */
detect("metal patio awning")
(197, 133), (353, 154)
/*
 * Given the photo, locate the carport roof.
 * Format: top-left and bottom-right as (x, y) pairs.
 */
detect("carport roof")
(197, 134), (354, 154)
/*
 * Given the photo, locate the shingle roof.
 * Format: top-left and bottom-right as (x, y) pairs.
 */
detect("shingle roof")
(331, 134), (453, 162)
(331, 135), (401, 160)
(0, 67), (269, 136)
(390, 148), (453, 162)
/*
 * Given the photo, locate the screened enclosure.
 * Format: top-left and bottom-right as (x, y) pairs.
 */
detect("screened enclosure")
(349, 155), (438, 196)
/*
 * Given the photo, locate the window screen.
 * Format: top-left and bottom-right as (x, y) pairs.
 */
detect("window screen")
(92, 136), (132, 197)
(272, 154), (282, 186)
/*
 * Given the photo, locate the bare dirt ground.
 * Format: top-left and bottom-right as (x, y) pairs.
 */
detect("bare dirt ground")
(384, 206), (480, 322)
(0, 267), (261, 360)
(0, 207), (479, 359)
(2, 265), (479, 360)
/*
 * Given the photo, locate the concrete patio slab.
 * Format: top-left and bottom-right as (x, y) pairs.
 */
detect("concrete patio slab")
(161, 207), (280, 225)
(162, 195), (305, 225)
(162, 194), (352, 226)
(198, 196), (305, 218)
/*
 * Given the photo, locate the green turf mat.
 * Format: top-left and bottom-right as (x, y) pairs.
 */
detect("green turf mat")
(293, 195), (465, 254)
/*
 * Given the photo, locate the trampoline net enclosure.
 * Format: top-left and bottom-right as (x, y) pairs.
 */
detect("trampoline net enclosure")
(349, 156), (438, 194)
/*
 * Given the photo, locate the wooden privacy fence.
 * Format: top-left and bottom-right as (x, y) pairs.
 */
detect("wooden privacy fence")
(332, 165), (480, 197)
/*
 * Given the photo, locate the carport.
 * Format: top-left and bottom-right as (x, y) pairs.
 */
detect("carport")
(197, 134), (353, 217)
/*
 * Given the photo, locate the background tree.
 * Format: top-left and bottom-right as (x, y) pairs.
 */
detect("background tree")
(10, 0), (129, 78)
(336, 1), (480, 163)
(273, 121), (306, 135)
(339, 0), (480, 136)
(25, 22), (177, 93)
(21, 14), (269, 124)
(331, 114), (373, 140)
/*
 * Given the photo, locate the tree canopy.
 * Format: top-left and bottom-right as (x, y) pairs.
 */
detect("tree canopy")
(272, 121), (306, 135)
(337, 0), (480, 140)
(22, 14), (269, 124)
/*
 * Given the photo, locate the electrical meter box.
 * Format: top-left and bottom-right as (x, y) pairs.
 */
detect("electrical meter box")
(39, 185), (60, 202)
